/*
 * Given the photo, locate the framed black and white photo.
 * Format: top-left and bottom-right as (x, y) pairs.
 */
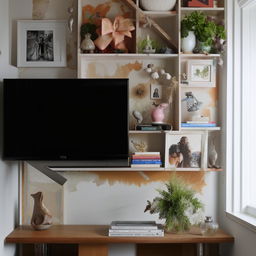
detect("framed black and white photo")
(17, 20), (67, 67)
(150, 84), (162, 100)
(186, 60), (216, 87)
(165, 132), (207, 170)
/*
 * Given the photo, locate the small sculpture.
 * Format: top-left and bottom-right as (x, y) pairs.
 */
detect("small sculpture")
(143, 35), (156, 54)
(131, 140), (147, 152)
(132, 110), (143, 125)
(68, 6), (74, 33)
(151, 102), (169, 124)
(81, 33), (95, 53)
(182, 92), (202, 112)
(31, 192), (53, 230)
(144, 63), (172, 82)
(208, 139), (219, 169)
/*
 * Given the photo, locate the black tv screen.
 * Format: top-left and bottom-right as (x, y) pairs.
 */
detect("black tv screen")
(3, 78), (129, 161)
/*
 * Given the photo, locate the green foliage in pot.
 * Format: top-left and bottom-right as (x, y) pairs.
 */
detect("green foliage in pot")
(145, 177), (203, 232)
(181, 11), (226, 52)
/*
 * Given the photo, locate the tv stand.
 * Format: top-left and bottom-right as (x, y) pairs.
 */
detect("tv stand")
(5, 225), (234, 256)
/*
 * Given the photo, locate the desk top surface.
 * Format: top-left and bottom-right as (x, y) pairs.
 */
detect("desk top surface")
(5, 225), (234, 244)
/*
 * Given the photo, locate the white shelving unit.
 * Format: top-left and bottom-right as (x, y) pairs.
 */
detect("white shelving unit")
(77, 0), (225, 172)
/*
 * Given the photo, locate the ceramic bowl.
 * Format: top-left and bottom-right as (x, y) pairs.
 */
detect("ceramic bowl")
(140, 0), (177, 11)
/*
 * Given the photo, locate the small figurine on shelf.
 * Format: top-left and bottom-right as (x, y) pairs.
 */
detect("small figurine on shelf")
(81, 33), (95, 53)
(142, 35), (156, 54)
(131, 140), (148, 152)
(208, 138), (220, 169)
(31, 192), (53, 231)
(132, 110), (143, 130)
(151, 102), (169, 124)
(67, 6), (74, 33)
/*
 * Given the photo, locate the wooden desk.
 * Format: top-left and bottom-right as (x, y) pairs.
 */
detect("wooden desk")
(5, 225), (234, 256)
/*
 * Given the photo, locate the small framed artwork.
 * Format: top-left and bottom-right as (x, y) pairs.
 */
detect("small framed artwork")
(17, 20), (67, 67)
(186, 59), (216, 87)
(187, 0), (214, 7)
(165, 132), (206, 170)
(150, 84), (162, 100)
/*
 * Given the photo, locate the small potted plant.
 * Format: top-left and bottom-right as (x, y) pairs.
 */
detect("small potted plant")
(144, 177), (203, 232)
(181, 11), (226, 54)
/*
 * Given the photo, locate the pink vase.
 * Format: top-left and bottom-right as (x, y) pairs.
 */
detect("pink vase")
(151, 103), (169, 123)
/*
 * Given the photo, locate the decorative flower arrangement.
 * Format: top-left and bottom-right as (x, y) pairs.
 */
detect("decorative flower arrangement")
(181, 11), (226, 54)
(145, 177), (203, 232)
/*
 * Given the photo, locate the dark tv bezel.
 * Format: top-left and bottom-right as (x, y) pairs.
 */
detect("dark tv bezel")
(2, 78), (129, 161)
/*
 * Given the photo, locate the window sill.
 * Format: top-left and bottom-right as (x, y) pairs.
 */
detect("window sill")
(226, 211), (256, 233)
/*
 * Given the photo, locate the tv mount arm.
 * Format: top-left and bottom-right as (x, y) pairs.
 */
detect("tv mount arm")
(27, 161), (67, 185)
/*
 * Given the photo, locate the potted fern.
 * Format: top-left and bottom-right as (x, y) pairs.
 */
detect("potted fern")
(145, 177), (203, 232)
(181, 11), (226, 54)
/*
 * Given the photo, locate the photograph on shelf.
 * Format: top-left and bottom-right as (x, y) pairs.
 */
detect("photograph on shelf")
(165, 132), (204, 169)
(150, 84), (163, 100)
(186, 59), (216, 87)
(17, 20), (67, 67)
(186, 0), (214, 7)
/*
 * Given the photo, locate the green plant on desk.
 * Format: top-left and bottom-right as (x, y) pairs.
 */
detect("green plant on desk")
(145, 177), (203, 232)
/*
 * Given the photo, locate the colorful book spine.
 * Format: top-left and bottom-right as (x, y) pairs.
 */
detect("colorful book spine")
(131, 164), (161, 168)
(132, 156), (161, 160)
(134, 152), (160, 155)
(181, 123), (217, 127)
(131, 160), (162, 164)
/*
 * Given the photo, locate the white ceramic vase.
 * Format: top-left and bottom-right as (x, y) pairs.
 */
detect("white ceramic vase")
(140, 0), (176, 11)
(181, 31), (196, 54)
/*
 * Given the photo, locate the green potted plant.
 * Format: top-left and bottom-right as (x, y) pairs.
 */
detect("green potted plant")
(181, 11), (226, 53)
(144, 177), (203, 232)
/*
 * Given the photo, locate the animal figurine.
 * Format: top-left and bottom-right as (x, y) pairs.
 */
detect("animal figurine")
(31, 192), (53, 230)
(132, 110), (143, 125)
(151, 102), (169, 124)
(208, 139), (219, 169)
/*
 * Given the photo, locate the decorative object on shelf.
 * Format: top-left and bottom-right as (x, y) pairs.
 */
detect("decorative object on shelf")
(31, 192), (53, 231)
(182, 92), (202, 112)
(132, 110), (143, 126)
(186, 0), (214, 7)
(80, 22), (98, 43)
(208, 138), (220, 168)
(94, 16), (135, 52)
(81, 33), (95, 53)
(131, 140), (148, 152)
(181, 31), (196, 53)
(166, 76), (178, 104)
(200, 216), (219, 236)
(140, 0), (177, 11)
(142, 35), (156, 54)
(151, 84), (163, 100)
(67, 4), (74, 33)
(181, 11), (226, 54)
(165, 133), (203, 169)
(181, 73), (188, 85)
(144, 64), (172, 82)
(144, 177), (203, 232)
(17, 20), (67, 67)
(151, 102), (169, 124)
(186, 59), (216, 87)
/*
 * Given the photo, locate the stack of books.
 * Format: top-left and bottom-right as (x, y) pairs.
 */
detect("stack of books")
(181, 121), (217, 128)
(130, 152), (162, 168)
(109, 221), (164, 237)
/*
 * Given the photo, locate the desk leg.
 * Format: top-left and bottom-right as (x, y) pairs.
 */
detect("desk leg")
(34, 244), (48, 256)
(197, 243), (204, 256)
(78, 244), (108, 256)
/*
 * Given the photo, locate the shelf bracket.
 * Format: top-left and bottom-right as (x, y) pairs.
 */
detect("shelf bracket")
(119, 0), (178, 52)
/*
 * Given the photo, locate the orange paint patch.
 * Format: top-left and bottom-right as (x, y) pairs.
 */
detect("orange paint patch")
(208, 87), (217, 108)
(91, 171), (206, 193)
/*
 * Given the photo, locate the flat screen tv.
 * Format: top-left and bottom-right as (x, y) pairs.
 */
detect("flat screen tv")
(3, 78), (129, 162)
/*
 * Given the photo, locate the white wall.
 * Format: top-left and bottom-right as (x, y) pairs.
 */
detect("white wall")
(0, 0), (19, 255)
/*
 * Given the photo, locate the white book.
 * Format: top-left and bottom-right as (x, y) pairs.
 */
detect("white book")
(131, 164), (161, 168)
(134, 152), (160, 155)
(108, 232), (164, 237)
(109, 229), (162, 233)
(110, 221), (158, 230)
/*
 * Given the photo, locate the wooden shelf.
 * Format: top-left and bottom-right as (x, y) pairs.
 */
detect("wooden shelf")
(181, 127), (221, 131)
(181, 7), (224, 16)
(129, 130), (164, 134)
(180, 53), (221, 57)
(79, 53), (178, 59)
(50, 167), (165, 172)
(142, 11), (177, 18)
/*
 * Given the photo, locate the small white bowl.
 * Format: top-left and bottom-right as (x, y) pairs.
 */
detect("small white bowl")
(140, 0), (177, 11)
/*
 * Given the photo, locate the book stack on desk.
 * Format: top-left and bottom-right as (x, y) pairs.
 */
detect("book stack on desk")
(109, 221), (164, 237)
(130, 152), (162, 168)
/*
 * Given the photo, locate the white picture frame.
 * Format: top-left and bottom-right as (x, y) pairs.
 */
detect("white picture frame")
(186, 60), (216, 87)
(17, 20), (67, 67)
(165, 131), (207, 170)
(150, 84), (162, 100)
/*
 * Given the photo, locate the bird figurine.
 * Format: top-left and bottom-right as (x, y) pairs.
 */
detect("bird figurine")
(132, 110), (143, 125)
(144, 197), (161, 214)
(31, 192), (53, 230)
(208, 139), (219, 169)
